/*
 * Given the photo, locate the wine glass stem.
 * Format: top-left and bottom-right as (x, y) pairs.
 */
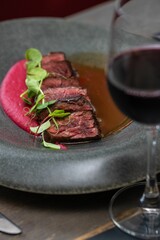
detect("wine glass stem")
(140, 126), (160, 211)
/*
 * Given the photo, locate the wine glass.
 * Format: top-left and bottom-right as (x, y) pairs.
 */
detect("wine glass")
(107, 0), (160, 239)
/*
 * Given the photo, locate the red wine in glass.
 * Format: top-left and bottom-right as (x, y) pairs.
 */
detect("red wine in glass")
(108, 46), (160, 124)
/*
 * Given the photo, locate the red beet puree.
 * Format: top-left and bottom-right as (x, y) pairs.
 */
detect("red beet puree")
(0, 60), (38, 133)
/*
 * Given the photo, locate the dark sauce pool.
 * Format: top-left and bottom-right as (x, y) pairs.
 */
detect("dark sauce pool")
(73, 63), (130, 137)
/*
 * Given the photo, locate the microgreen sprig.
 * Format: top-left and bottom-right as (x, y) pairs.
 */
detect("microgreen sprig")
(42, 133), (61, 150)
(30, 119), (51, 134)
(48, 109), (70, 129)
(20, 48), (48, 104)
(30, 109), (71, 134)
(36, 100), (57, 110)
(20, 48), (70, 150)
(25, 48), (42, 70)
(30, 108), (70, 150)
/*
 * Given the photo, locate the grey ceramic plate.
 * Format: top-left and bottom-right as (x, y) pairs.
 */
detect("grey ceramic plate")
(0, 18), (159, 195)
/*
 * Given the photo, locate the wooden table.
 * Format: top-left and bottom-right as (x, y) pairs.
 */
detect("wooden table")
(0, 186), (116, 240)
(0, 1), (120, 239)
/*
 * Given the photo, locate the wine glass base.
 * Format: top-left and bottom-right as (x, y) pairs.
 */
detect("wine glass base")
(109, 182), (160, 239)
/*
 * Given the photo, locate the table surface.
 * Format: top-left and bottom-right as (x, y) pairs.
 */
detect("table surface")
(0, 1), (123, 240)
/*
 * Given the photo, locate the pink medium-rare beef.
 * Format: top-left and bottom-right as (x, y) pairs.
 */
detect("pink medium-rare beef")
(44, 111), (101, 142)
(37, 96), (95, 122)
(42, 60), (76, 78)
(43, 87), (89, 102)
(42, 52), (66, 64)
(41, 76), (79, 90)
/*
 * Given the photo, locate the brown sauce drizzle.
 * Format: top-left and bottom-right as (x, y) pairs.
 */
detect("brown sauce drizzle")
(73, 63), (131, 137)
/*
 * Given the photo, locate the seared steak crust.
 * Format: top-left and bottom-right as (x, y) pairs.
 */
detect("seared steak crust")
(42, 60), (76, 78)
(42, 52), (66, 64)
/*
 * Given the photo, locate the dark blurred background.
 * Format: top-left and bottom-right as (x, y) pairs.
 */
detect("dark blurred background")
(0, 0), (111, 21)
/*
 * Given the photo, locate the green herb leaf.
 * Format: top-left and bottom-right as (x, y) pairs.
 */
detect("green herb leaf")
(26, 61), (39, 71)
(42, 138), (61, 150)
(49, 109), (70, 118)
(30, 120), (51, 134)
(26, 77), (40, 95)
(25, 48), (42, 64)
(53, 110), (65, 114)
(28, 67), (48, 81)
(36, 100), (57, 110)
(20, 89), (32, 104)
(36, 93), (44, 104)
(27, 89), (37, 98)
(28, 93), (44, 113)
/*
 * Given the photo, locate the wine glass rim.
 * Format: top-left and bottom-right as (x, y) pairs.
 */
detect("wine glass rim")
(114, 0), (130, 9)
(113, 0), (128, 17)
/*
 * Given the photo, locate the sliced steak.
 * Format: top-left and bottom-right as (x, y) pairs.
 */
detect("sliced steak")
(42, 52), (66, 64)
(37, 96), (95, 121)
(37, 51), (102, 144)
(43, 87), (89, 102)
(44, 111), (101, 142)
(42, 60), (76, 78)
(41, 77), (79, 90)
